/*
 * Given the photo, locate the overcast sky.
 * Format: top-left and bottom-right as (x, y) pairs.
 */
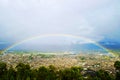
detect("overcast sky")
(0, 0), (120, 45)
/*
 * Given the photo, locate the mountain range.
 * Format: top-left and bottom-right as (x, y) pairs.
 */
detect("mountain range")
(0, 38), (120, 52)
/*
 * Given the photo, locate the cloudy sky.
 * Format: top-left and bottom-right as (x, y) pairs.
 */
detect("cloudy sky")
(0, 0), (120, 46)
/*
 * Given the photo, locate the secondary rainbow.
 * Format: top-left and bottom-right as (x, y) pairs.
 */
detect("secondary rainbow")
(2, 34), (115, 56)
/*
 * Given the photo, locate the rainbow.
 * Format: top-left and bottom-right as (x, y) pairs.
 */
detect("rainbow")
(2, 34), (115, 56)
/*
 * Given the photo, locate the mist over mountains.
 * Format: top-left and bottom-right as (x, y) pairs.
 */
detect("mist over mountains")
(0, 38), (120, 52)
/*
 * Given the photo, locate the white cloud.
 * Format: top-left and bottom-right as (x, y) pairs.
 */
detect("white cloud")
(0, 0), (120, 43)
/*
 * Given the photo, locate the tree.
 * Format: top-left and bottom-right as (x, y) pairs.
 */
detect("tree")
(47, 65), (57, 80)
(0, 62), (7, 80)
(7, 66), (16, 80)
(16, 63), (31, 80)
(114, 61), (120, 80)
(37, 66), (49, 80)
(114, 61), (120, 70)
(58, 67), (83, 80)
(96, 69), (114, 80)
(31, 69), (38, 80)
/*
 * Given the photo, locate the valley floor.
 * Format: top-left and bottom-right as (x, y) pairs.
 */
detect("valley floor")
(0, 53), (119, 75)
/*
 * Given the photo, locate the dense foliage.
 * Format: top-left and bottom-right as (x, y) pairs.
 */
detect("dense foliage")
(0, 61), (120, 80)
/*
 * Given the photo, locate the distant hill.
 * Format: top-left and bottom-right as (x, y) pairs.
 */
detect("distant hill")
(0, 44), (9, 50)
(98, 38), (120, 50)
(0, 38), (120, 53)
